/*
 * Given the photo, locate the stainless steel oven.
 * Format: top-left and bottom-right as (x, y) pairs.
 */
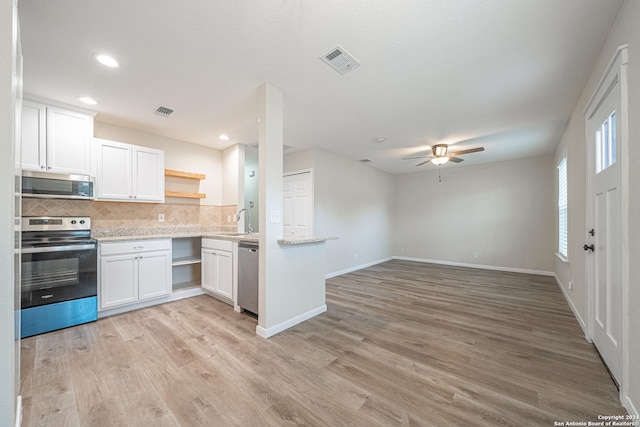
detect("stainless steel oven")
(21, 216), (97, 338)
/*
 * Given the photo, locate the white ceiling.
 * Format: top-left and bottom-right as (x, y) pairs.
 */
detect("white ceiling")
(18, 0), (622, 174)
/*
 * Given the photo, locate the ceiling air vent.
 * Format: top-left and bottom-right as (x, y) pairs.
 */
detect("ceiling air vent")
(320, 45), (361, 74)
(155, 106), (174, 117)
(359, 158), (372, 163)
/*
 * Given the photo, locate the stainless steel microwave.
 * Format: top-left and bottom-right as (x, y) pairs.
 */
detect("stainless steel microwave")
(22, 171), (94, 200)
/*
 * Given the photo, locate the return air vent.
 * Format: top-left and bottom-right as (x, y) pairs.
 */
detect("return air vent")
(155, 106), (174, 117)
(320, 45), (361, 74)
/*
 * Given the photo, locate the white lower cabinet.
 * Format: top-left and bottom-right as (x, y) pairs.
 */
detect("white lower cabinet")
(202, 239), (233, 301)
(99, 239), (172, 310)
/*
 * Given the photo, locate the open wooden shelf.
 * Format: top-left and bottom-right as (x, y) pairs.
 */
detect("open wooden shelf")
(164, 190), (206, 199)
(164, 169), (206, 180)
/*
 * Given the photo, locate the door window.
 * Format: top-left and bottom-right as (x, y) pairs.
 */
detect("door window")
(595, 110), (616, 174)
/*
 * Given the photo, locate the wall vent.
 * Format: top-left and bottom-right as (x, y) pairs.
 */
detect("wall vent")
(155, 106), (174, 117)
(320, 45), (361, 74)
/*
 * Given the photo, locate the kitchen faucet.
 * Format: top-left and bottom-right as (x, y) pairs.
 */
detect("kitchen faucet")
(236, 208), (253, 233)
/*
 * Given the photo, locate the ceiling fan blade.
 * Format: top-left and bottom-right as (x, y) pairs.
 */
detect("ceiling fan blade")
(415, 160), (431, 167)
(402, 156), (432, 160)
(448, 147), (484, 156)
(448, 157), (464, 163)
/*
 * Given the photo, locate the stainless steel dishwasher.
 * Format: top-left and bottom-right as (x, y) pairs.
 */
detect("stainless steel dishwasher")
(237, 241), (259, 316)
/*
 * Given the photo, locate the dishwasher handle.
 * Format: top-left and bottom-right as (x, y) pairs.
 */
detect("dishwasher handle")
(239, 242), (259, 250)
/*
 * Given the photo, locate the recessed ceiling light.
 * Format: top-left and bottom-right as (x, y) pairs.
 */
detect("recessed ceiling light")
(78, 96), (97, 105)
(95, 54), (119, 68)
(219, 134), (230, 141)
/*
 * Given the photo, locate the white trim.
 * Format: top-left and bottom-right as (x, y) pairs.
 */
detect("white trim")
(15, 395), (22, 427)
(624, 395), (639, 419)
(582, 44), (628, 116)
(98, 286), (204, 318)
(256, 304), (327, 338)
(325, 257), (393, 279)
(553, 274), (588, 339)
(555, 253), (569, 264)
(393, 256), (554, 277)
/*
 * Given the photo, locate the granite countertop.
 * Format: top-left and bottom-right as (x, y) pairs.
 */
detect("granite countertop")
(93, 227), (333, 245)
(93, 226), (257, 243)
(277, 236), (338, 245)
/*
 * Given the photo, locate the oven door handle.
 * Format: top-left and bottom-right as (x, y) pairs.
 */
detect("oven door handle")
(21, 244), (96, 254)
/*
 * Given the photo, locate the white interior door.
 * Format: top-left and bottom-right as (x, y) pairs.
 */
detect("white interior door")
(585, 56), (623, 386)
(283, 171), (312, 237)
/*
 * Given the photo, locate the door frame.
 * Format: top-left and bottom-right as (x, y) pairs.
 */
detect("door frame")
(583, 44), (629, 405)
(283, 169), (314, 237)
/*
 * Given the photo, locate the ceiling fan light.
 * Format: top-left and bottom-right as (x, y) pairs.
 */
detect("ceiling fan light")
(433, 144), (448, 157)
(431, 156), (449, 166)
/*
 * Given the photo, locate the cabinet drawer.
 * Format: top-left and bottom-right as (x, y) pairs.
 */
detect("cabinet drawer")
(100, 239), (171, 256)
(202, 238), (233, 252)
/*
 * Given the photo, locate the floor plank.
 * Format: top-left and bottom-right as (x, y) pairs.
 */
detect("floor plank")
(20, 260), (626, 426)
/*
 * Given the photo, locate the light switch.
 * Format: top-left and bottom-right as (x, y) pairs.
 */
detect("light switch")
(270, 210), (281, 223)
(158, 214), (165, 222)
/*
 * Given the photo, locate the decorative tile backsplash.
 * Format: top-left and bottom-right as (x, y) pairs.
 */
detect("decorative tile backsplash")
(22, 199), (238, 232)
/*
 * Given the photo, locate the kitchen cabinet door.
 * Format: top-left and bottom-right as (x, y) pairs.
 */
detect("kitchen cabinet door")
(95, 138), (133, 200)
(46, 106), (93, 175)
(201, 248), (233, 300)
(201, 248), (217, 294)
(21, 100), (46, 172)
(216, 250), (233, 299)
(138, 250), (172, 300)
(100, 254), (138, 309)
(133, 146), (164, 202)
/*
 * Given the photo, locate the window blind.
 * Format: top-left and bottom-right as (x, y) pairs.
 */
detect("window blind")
(558, 157), (568, 258)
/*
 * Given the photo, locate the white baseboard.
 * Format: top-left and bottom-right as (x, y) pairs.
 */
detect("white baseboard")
(393, 256), (554, 277)
(553, 274), (588, 339)
(256, 304), (327, 338)
(98, 286), (204, 318)
(325, 257), (393, 279)
(625, 394), (639, 418)
(15, 395), (22, 427)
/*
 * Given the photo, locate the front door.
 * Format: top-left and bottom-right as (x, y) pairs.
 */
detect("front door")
(585, 48), (626, 386)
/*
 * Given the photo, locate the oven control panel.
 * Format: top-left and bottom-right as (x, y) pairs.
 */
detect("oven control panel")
(22, 216), (91, 232)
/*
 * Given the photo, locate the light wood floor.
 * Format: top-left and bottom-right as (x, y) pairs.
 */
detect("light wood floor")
(20, 260), (625, 426)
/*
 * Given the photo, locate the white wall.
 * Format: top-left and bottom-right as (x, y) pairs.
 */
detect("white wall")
(284, 148), (396, 276)
(221, 144), (239, 205)
(94, 122), (223, 205)
(0, 0), (18, 425)
(554, 0), (640, 414)
(394, 156), (555, 273)
(243, 145), (259, 232)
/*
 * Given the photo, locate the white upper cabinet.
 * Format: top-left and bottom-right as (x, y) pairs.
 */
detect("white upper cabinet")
(133, 145), (164, 202)
(21, 100), (94, 175)
(94, 138), (164, 203)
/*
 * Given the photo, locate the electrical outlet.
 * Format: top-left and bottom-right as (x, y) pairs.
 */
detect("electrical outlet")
(569, 280), (574, 290)
(227, 215), (231, 222)
(473, 251), (479, 259)
(158, 214), (165, 222)
(270, 210), (281, 223)
(354, 253), (359, 260)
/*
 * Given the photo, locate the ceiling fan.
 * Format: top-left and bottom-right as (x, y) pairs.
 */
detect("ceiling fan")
(403, 144), (485, 167)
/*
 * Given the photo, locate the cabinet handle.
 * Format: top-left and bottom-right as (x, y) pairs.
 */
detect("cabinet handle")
(129, 195), (133, 198)
(40, 165), (45, 170)
(47, 166), (52, 170)
(133, 195), (137, 199)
